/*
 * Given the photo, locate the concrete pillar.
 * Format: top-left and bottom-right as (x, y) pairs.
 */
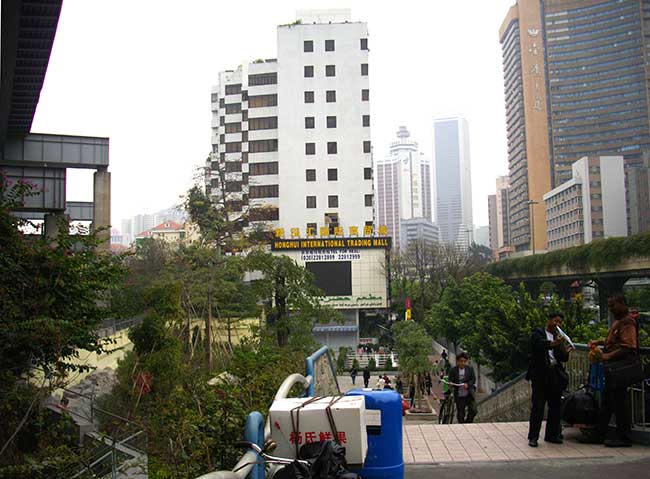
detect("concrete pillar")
(44, 212), (67, 245)
(93, 168), (111, 252)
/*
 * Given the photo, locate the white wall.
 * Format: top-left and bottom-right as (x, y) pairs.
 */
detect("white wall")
(599, 156), (628, 238)
(277, 21), (373, 232)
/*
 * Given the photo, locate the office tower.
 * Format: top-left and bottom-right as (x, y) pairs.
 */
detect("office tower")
(400, 217), (439, 250)
(488, 194), (498, 254)
(626, 156), (650, 235)
(433, 116), (473, 249)
(544, 156), (627, 251)
(208, 10), (373, 236)
(500, 0), (650, 252)
(376, 126), (432, 249)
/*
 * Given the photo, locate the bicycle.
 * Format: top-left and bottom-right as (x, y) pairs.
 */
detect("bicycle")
(437, 392), (456, 424)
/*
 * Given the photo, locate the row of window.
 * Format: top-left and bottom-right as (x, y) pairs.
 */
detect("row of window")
(304, 89), (370, 103)
(305, 167), (373, 181)
(306, 194), (373, 209)
(305, 141), (371, 155)
(304, 63), (368, 78)
(303, 38), (369, 52)
(305, 115), (370, 129)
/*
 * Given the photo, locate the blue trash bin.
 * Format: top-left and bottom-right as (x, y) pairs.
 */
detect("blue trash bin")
(346, 389), (404, 479)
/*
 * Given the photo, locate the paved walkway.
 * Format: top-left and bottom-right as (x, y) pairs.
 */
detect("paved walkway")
(403, 422), (650, 464)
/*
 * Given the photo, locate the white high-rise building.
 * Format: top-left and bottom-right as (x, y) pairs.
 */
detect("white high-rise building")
(376, 126), (432, 250)
(208, 10), (373, 236)
(433, 116), (473, 249)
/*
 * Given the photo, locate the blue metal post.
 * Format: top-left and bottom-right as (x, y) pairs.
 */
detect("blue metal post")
(244, 411), (265, 479)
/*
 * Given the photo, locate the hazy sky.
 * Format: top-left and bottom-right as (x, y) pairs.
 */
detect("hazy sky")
(31, 0), (514, 228)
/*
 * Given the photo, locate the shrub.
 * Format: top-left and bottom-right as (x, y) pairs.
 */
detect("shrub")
(368, 357), (377, 371)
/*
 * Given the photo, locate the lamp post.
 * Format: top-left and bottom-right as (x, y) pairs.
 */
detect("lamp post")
(526, 199), (539, 255)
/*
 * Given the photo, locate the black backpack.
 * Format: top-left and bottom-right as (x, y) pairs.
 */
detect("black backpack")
(562, 385), (598, 425)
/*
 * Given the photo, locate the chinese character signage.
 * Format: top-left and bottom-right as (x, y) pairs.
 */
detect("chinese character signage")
(271, 237), (392, 251)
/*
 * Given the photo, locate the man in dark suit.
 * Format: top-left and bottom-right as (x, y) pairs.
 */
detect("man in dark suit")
(448, 352), (478, 423)
(526, 312), (570, 447)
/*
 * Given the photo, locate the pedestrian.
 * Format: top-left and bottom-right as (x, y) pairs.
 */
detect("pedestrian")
(425, 372), (433, 396)
(362, 366), (370, 388)
(526, 312), (570, 448)
(448, 352), (478, 423)
(350, 367), (358, 385)
(585, 294), (638, 447)
(376, 375), (386, 390)
(395, 375), (402, 394)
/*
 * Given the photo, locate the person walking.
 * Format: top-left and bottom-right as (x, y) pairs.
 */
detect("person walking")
(586, 294), (639, 447)
(425, 372), (433, 396)
(362, 366), (370, 388)
(526, 312), (570, 448)
(350, 367), (358, 385)
(448, 352), (478, 423)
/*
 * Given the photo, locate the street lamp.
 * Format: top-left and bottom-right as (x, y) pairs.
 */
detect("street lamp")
(526, 199), (539, 255)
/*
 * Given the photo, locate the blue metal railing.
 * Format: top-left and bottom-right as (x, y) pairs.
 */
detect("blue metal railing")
(305, 345), (341, 397)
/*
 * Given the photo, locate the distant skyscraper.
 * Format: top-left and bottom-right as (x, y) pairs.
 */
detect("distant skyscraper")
(433, 116), (473, 249)
(376, 126), (432, 250)
(500, 0), (650, 251)
(488, 194), (498, 254)
(473, 225), (490, 248)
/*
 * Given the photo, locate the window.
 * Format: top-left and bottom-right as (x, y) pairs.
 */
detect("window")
(364, 167), (372, 180)
(220, 98), (225, 108)
(226, 142), (241, 153)
(305, 143), (316, 155)
(365, 194), (373, 207)
(225, 161), (242, 172)
(220, 134), (225, 144)
(225, 122), (241, 134)
(248, 116), (278, 130)
(249, 162), (278, 175)
(248, 139), (278, 153)
(327, 142), (338, 154)
(304, 91), (315, 103)
(248, 94), (277, 108)
(363, 115), (370, 127)
(242, 110), (248, 121)
(328, 168), (338, 181)
(249, 184), (279, 198)
(361, 63), (369, 76)
(242, 90), (248, 101)
(304, 65), (314, 77)
(326, 90), (336, 102)
(220, 116), (225, 126)
(226, 200), (243, 212)
(242, 152), (248, 163)
(306, 169), (316, 181)
(362, 89), (369, 101)
(326, 65), (336, 77)
(248, 72), (277, 86)
(225, 84), (242, 95)
(328, 195), (339, 208)
(363, 140), (371, 153)
(325, 39), (335, 51)
(360, 38), (368, 50)
(211, 93), (219, 103)
(226, 181), (242, 192)
(305, 117), (315, 129)
(327, 116), (337, 128)
(241, 131), (248, 142)
(304, 40), (313, 52)
(306, 196), (317, 208)
(249, 207), (279, 221)
(225, 103), (242, 114)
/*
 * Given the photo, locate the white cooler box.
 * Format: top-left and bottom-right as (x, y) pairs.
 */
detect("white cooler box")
(269, 396), (368, 466)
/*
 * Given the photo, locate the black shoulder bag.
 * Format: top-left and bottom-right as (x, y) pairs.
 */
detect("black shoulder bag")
(603, 320), (647, 390)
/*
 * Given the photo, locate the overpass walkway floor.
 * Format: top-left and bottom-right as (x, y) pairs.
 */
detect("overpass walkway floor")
(403, 422), (650, 464)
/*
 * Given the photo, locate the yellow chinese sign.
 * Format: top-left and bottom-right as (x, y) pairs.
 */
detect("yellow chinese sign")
(273, 224), (389, 239)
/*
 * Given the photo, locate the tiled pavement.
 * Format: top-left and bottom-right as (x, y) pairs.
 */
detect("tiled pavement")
(403, 422), (650, 464)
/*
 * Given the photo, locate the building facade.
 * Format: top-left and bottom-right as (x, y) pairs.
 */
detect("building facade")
(627, 156), (650, 235)
(400, 217), (439, 250)
(208, 10), (373, 237)
(543, 156), (627, 251)
(433, 116), (473, 249)
(376, 126), (432, 250)
(500, 0), (650, 251)
(488, 194), (498, 253)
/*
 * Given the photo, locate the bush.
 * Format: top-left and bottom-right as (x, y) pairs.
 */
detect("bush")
(385, 356), (393, 371)
(336, 346), (348, 373)
(352, 359), (359, 370)
(368, 357), (377, 371)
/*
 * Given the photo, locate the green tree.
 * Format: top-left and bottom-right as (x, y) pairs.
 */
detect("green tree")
(246, 249), (339, 347)
(392, 321), (432, 409)
(0, 174), (124, 472)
